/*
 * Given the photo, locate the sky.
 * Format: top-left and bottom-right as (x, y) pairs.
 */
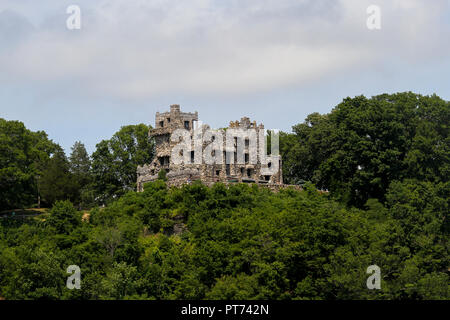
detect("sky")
(1, 0), (450, 154)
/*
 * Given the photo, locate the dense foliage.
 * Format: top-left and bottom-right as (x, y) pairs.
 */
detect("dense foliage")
(90, 124), (155, 205)
(0, 123), (152, 211)
(0, 118), (57, 210)
(281, 92), (449, 207)
(0, 92), (448, 300)
(0, 181), (447, 299)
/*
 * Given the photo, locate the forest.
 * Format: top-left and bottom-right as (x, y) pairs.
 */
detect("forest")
(0, 92), (448, 299)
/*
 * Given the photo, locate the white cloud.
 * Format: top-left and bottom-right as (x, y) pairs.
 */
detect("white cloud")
(0, 0), (449, 100)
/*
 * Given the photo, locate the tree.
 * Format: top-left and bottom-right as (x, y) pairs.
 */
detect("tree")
(280, 113), (333, 185)
(99, 262), (140, 299)
(94, 227), (123, 259)
(69, 141), (91, 185)
(282, 92), (449, 206)
(38, 146), (76, 206)
(69, 141), (92, 208)
(91, 124), (154, 204)
(0, 119), (57, 210)
(47, 200), (81, 234)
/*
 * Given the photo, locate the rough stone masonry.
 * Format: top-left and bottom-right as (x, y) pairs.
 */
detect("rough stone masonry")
(136, 104), (290, 191)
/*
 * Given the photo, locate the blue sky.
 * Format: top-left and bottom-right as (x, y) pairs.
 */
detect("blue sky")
(1, 0), (450, 154)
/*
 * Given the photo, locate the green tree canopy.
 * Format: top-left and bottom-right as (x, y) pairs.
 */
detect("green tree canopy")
(38, 146), (76, 207)
(0, 118), (57, 210)
(47, 200), (81, 234)
(68, 141), (93, 208)
(91, 124), (154, 205)
(281, 92), (449, 206)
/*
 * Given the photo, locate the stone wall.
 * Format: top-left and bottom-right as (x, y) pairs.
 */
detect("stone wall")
(137, 104), (284, 192)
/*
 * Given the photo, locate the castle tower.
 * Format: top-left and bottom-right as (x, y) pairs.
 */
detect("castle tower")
(151, 104), (198, 170)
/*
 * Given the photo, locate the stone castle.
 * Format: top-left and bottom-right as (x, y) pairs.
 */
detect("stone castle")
(136, 105), (283, 191)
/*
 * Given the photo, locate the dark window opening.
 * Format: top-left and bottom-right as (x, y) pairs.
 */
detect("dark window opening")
(190, 151), (195, 163)
(268, 162), (272, 168)
(245, 153), (249, 164)
(226, 164), (230, 175)
(216, 170), (220, 176)
(184, 121), (190, 130)
(158, 156), (170, 166)
(245, 139), (249, 147)
(265, 175), (270, 181)
(247, 169), (252, 177)
(240, 168), (244, 175)
(159, 121), (164, 127)
(167, 118), (171, 123)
